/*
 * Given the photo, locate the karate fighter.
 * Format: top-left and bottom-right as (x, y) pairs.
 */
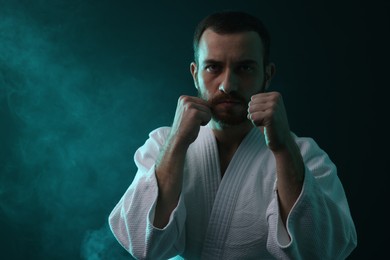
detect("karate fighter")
(109, 11), (357, 259)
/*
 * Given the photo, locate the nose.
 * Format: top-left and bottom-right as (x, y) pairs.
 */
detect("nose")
(219, 70), (238, 94)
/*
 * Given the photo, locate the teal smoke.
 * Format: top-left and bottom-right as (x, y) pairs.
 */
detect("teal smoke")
(0, 1), (182, 259)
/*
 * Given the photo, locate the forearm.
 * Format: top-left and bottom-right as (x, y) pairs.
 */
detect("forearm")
(154, 134), (189, 228)
(273, 137), (305, 225)
(267, 137), (357, 259)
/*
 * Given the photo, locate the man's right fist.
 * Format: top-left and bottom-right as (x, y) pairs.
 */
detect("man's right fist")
(169, 95), (212, 147)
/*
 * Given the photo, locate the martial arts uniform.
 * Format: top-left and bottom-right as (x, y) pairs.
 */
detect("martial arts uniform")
(109, 126), (357, 259)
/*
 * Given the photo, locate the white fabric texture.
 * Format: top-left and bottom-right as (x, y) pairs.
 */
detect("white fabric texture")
(109, 126), (357, 259)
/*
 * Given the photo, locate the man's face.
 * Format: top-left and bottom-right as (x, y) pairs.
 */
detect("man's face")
(191, 29), (269, 127)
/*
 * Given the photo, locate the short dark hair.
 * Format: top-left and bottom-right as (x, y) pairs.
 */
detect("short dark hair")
(193, 11), (271, 66)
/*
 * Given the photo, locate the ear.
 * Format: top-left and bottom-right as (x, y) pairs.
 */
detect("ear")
(190, 62), (199, 89)
(264, 62), (276, 91)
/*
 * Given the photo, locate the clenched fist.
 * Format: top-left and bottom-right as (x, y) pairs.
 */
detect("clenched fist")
(170, 95), (212, 147)
(247, 91), (292, 152)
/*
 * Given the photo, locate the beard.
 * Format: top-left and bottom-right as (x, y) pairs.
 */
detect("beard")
(196, 76), (267, 127)
(200, 91), (249, 126)
(197, 89), (254, 127)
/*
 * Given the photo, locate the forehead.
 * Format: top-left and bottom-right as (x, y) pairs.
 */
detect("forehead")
(198, 29), (264, 63)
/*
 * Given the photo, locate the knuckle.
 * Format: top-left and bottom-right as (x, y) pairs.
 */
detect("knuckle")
(179, 96), (196, 111)
(270, 94), (278, 102)
(179, 95), (189, 103)
(250, 113), (258, 121)
(273, 92), (282, 101)
(186, 102), (196, 110)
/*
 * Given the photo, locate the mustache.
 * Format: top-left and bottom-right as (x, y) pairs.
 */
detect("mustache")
(208, 92), (248, 106)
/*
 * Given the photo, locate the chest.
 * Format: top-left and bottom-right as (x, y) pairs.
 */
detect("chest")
(218, 148), (235, 178)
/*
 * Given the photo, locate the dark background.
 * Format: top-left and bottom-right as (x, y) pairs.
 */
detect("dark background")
(1, 0), (388, 259)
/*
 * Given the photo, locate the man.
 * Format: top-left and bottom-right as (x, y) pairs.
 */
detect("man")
(109, 11), (357, 259)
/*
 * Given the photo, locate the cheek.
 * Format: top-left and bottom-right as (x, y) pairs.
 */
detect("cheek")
(199, 72), (213, 86)
(198, 74), (218, 97)
(196, 79), (210, 100)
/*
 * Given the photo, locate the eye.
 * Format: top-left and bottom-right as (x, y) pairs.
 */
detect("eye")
(205, 64), (221, 73)
(238, 65), (254, 73)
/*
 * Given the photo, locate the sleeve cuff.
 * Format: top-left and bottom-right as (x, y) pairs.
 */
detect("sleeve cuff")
(145, 166), (187, 235)
(274, 166), (315, 247)
(148, 193), (187, 232)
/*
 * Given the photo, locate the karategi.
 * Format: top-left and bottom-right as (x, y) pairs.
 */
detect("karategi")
(109, 125), (357, 259)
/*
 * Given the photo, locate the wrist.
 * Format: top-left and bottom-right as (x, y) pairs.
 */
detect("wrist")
(167, 130), (192, 152)
(273, 137), (304, 183)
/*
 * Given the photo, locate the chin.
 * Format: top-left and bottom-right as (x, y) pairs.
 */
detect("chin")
(212, 115), (248, 128)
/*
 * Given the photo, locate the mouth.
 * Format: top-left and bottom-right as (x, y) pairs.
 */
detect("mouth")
(208, 93), (247, 108)
(213, 99), (245, 111)
(216, 99), (242, 104)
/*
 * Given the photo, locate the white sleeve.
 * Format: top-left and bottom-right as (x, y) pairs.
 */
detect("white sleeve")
(266, 136), (357, 259)
(108, 127), (186, 260)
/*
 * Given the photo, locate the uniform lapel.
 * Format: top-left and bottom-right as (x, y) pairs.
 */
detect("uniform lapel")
(201, 127), (265, 259)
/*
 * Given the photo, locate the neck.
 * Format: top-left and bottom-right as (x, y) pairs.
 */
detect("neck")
(210, 120), (254, 149)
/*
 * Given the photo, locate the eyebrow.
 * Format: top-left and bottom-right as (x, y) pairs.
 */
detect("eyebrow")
(202, 59), (259, 66)
(203, 59), (222, 65)
(236, 59), (259, 66)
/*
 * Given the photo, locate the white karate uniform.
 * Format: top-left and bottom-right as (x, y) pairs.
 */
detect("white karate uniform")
(109, 126), (357, 259)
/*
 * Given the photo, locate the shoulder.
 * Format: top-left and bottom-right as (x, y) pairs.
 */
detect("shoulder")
(136, 126), (171, 155)
(148, 126), (171, 141)
(133, 127), (171, 167)
(292, 133), (322, 154)
(291, 132), (337, 175)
